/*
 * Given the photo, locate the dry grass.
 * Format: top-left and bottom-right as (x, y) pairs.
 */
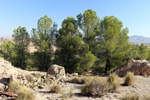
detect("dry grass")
(81, 78), (108, 97)
(25, 74), (34, 82)
(144, 95), (150, 100)
(61, 91), (74, 100)
(107, 73), (120, 92)
(15, 86), (35, 100)
(49, 84), (62, 93)
(70, 77), (83, 84)
(121, 93), (139, 100)
(124, 72), (135, 86)
(8, 81), (20, 93)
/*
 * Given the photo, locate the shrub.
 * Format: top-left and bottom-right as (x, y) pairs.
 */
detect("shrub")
(62, 94), (69, 100)
(15, 86), (35, 100)
(81, 78), (108, 97)
(124, 72), (135, 86)
(44, 77), (51, 84)
(49, 84), (62, 93)
(25, 75), (34, 82)
(70, 77), (83, 84)
(34, 73), (41, 78)
(8, 81), (20, 93)
(107, 73), (120, 92)
(68, 90), (74, 98)
(121, 93), (139, 100)
(145, 95), (150, 100)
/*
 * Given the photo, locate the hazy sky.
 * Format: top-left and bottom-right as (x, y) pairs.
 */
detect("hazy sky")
(0, 0), (150, 37)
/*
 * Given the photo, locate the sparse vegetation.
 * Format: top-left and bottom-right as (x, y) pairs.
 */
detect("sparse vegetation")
(61, 94), (69, 100)
(121, 93), (139, 100)
(70, 77), (83, 84)
(34, 73), (41, 78)
(49, 84), (62, 93)
(81, 78), (108, 97)
(144, 95), (150, 100)
(107, 73), (120, 92)
(8, 81), (20, 93)
(124, 72), (135, 86)
(15, 86), (35, 100)
(25, 74), (34, 82)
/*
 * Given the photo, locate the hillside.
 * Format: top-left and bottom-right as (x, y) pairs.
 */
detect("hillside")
(129, 35), (150, 44)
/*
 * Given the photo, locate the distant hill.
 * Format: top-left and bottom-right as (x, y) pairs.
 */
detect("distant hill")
(129, 35), (150, 44)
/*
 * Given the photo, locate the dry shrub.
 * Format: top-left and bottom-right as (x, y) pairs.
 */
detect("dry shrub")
(16, 86), (35, 100)
(145, 95), (150, 100)
(107, 73), (120, 92)
(8, 81), (20, 93)
(34, 73), (41, 78)
(70, 77), (83, 84)
(81, 78), (108, 97)
(62, 94), (69, 100)
(61, 91), (74, 100)
(121, 93), (139, 100)
(25, 75), (34, 82)
(49, 84), (62, 93)
(124, 72), (135, 86)
(81, 76), (101, 84)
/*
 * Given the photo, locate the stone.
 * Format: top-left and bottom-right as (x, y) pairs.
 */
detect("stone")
(116, 59), (150, 76)
(47, 64), (65, 79)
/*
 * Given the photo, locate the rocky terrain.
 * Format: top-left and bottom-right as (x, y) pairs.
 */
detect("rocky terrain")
(0, 57), (150, 100)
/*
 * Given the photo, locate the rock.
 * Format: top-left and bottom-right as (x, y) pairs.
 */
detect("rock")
(0, 84), (5, 91)
(73, 73), (78, 76)
(116, 59), (150, 76)
(47, 64), (65, 79)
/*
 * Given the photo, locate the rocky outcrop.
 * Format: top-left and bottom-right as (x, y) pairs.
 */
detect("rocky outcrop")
(116, 59), (150, 76)
(47, 64), (65, 79)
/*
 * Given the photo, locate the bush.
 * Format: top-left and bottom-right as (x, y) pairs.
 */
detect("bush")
(124, 72), (135, 86)
(15, 86), (35, 100)
(107, 73), (120, 92)
(8, 81), (20, 93)
(145, 95), (150, 100)
(49, 84), (62, 93)
(121, 93), (139, 100)
(62, 94), (69, 100)
(25, 75), (34, 82)
(81, 78), (108, 97)
(61, 91), (74, 100)
(70, 77), (83, 84)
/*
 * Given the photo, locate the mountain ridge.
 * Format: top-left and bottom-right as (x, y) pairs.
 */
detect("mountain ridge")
(129, 35), (150, 44)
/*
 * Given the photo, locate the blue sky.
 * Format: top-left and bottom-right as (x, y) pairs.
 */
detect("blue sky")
(0, 0), (150, 37)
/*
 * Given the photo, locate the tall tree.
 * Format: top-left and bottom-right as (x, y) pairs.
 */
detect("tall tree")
(55, 17), (96, 73)
(77, 9), (99, 50)
(139, 43), (149, 59)
(31, 15), (57, 71)
(97, 16), (132, 73)
(12, 26), (30, 69)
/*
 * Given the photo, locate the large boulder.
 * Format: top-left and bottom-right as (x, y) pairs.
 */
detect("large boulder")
(47, 64), (65, 78)
(116, 59), (150, 76)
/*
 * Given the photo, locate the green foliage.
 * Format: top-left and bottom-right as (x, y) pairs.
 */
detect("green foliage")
(55, 16), (96, 73)
(12, 26), (30, 69)
(1, 41), (17, 62)
(31, 15), (57, 71)
(96, 16), (132, 73)
(77, 9), (99, 51)
(139, 43), (149, 60)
